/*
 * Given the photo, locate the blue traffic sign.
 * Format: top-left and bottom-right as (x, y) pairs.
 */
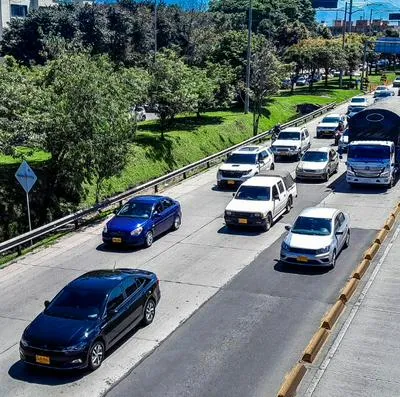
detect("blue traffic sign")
(15, 161), (37, 193)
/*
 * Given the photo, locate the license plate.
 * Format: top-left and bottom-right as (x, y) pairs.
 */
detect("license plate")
(36, 355), (50, 365)
(227, 180), (235, 185)
(238, 218), (248, 224)
(297, 256), (309, 263)
(112, 237), (122, 243)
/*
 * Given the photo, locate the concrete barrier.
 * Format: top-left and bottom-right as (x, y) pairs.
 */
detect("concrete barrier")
(352, 259), (371, 280)
(384, 214), (396, 231)
(374, 229), (389, 245)
(321, 300), (346, 330)
(277, 363), (307, 397)
(393, 205), (400, 218)
(364, 242), (380, 260)
(302, 328), (330, 363)
(339, 278), (359, 303)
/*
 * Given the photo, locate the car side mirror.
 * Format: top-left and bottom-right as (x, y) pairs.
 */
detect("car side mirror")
(273, 194), (279, 201)
(232, 193), (235, 197)
(153, 211), (160, 217)
(107, 308), (118, 318)
(285, 225), (291, 231)
(44, 300), (50, 308)
(113, 208), (119, 214)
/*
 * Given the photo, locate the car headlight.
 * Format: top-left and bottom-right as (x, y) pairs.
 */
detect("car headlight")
(130, 226), (143, 236)
(316, 245), (331, 254)
(20, 336), (29, 347)
(103, 224), (108, 233)
(225, 210), (232, 216)
(64, 341), (89, 352)
(281, 241), (290, 251)
(380, 169), (390, 177)
(253, 213), (262, 218)
(290, 146), (298, 151)
(347, 169), (355, 176)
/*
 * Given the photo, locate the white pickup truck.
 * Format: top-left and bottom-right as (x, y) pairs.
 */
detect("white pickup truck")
(224, 171), (297, 231)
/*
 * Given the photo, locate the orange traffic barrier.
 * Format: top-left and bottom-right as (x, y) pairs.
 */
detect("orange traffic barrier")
(302, 328), (329, 363)
(352, 259), (371, 280)
(277, 363), (307, 397)
(340, 278), (359, 303)
(321, 300), (345, 330)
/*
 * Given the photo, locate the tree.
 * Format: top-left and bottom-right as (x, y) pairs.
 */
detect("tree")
(344, 41), (362, 81)
(191, 68), (218, 117)
(248, 47), (282, 135)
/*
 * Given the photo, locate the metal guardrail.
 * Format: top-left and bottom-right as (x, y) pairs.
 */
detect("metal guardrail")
(0, 102), (336, 256)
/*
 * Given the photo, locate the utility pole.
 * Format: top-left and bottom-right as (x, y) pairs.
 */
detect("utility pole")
(339, 2), (348, 88)
(244, 0), (252, 114)
(369, 9), (373, 35)
(360, 40), (368, 90)
(154, 0), (157, 61)
(348, 0), (353, 34)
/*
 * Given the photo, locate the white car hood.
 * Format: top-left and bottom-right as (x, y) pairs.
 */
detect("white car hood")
(226, 199), (272, 214)
(219, 163), (256, 172)
(298, 161), (327, 171)
(349, 102), (367, 107)
(272, 139), (301, 148)
(285, 233), (332, 249)
(317, 122), (339, 128)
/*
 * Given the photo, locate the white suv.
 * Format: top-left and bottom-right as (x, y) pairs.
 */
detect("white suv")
(271, 127), (311, 161)
(217, 145), (274, 188)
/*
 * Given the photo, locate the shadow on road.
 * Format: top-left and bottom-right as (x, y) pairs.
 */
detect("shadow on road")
(330, 172), (397, 194)
(217, 225), (263, 236)
(274, 260), (331, 275)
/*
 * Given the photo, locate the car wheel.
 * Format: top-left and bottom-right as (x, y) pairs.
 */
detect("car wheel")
(344, 231), (350, 249)
(262, 213), (273, 232)
(270, 163), (275, 170)
(142, 298), (156, 326)
(330, 250), (336, 269)
(88, 340), (105, 371)
(142, 115), (146, 121)
(387, 176), (394, 189)
(285, 197), (293, 214)
(144, 231), (153, 248)
(296, 152), (301, 161)
(323, 172), (329, 182)
(172, 214), (181, 231)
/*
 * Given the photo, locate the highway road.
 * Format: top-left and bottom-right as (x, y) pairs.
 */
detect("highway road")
(0, 99), (398, 397)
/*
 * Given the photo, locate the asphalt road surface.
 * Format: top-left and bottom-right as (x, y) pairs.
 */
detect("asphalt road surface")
(1, 98), (398, 397)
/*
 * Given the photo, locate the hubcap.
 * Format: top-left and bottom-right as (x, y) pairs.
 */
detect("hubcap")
(175, 217), (180, 228)
(147, 232), (153, 245)
(146, 301), (155, 321)
(91, 344), (103, 367)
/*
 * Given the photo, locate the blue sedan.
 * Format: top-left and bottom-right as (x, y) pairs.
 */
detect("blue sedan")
(20, 269), (161, 371)
(102, 195), (182, 248)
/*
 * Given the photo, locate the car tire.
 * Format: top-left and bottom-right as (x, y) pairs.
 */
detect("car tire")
(141, 115), (146, 121)
(270, 163), (275, 170)
(344, 231), (350, 249)
(262, 213), (273, 232)
(142, 298), (156, 326)
(88, 340), (105, 371)
(144, 231), (154, 248)
(330, 250), (336, 269)
(285, 197), (293, 214)
(323, 172), (329, 182)
(217, 181), (224, 189)
(387, 176), (394, 189)
(171, 214), (181, 231)
(296, 152), (301, 161)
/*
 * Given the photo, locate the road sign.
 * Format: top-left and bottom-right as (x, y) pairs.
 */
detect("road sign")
(15, 160), (37, 193)
(389, 13), (400, 21)
(375, 38), (400, 55)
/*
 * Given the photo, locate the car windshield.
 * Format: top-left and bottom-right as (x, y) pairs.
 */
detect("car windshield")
(322, 117), (340, 123)
(278, 131), (300, 140)
(117, 201), (153, 219)
(45, 288), (106, 320)
(351, 98), (365, 103)
(235, 186), (270, 201)
(376, 91), (392, 97)
(376, 86), (387, 90)
(348, 145), (390, 160)
(292, 216), (332, 236)
(302, 152), (328, 162)
(226, 153), (257, 164)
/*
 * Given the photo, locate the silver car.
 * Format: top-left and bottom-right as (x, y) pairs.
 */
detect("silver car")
(280, 207), (350, 268)
(296, 147), (339, 181)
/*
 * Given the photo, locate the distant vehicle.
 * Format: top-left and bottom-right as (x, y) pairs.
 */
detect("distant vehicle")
(316, 114), (348, 138)
(377, 59), (389, 69)
(343, 98), (400, 188)
(296, 147), (339, 181)
(217, 145), (274, 188)
(348, 107), (365, 118)
(224, 171), (297, 231)
(19, 269), (161, 371)
(270, 127), (311, 161)
(338, 129), (349, 153)
(393, 77), (400, 88)
(281, 78), (292, 89)
(332, 70), (341, 77)
(374, 90), (395, 103)
(373, 86), (389, 97)
(102, 195), (182, 248)
(135, 106), (147, 121)
(296, 76), (308, 86)
(280, 207), (350, 268)
(347, 96), (368, 113)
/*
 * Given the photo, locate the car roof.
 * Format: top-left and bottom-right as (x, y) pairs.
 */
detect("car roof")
(281, 127), (302, 133)
(351, 96), (366, 100)
(127, 195), (165, 204)
(242, 176), (281, 187)
(323, 113), (341, 118)
(305, 147), (331, 153)
(68, 269), (154, 292)
(299, 207), (339, 219)
(232, 145), (267, 154)
(351, 140), (392, 146)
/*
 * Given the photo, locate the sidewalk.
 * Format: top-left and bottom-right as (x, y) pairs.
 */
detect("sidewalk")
(303, 223), (400, 397)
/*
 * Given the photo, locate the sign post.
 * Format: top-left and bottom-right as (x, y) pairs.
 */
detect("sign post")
(15, 161), (37, 236)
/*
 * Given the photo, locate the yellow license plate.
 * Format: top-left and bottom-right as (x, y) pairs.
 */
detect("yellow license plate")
(238, 218), (248, 224)
(297, 256), (309, 263)
(112, 237), (122, 243)
(227, 180), (235, 185)
(36, 355), (50, 365)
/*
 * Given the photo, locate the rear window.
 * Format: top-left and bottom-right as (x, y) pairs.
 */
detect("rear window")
(351, 98), (365, 103)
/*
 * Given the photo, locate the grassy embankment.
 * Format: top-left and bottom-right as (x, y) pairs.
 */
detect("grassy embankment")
(0, 84), (361, 206)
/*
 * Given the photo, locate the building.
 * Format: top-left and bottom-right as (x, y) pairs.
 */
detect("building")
(0, 0), (54, 39)
(330, 18), (391, 35)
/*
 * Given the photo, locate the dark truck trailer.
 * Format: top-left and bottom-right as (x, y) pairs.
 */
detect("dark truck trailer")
(344, 97), (400, 187)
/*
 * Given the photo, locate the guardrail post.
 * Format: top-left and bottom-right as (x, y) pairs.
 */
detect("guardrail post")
(154, 184), (159, 193)
(17, 244), (22, 256)
(74, 220), (79, 230)
(183, 172), (187, 179)
(206, 161), (210, 169)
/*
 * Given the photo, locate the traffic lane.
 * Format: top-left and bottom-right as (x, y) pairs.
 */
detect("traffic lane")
(106, 227), (377, 397)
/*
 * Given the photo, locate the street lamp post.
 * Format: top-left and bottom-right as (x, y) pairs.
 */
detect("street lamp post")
(244, 0), (252, 114)
(154, 0), (157, 61)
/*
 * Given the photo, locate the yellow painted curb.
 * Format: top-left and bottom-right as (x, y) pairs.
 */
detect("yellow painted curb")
(384, 214), (396, 230)
(339, 278), (359, 303)
(302, 328), (329, 363)
(352, 259), (371, 280)
(393, 205), (400, 218)
(364, 242), (380, 260)
(277, 363), (307, 397)
(374, 229), (388, 245)
(321, 300), (346, 330)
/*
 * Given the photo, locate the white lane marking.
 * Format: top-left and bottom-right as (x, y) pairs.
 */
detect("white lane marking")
(304, 223), (400, 396)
